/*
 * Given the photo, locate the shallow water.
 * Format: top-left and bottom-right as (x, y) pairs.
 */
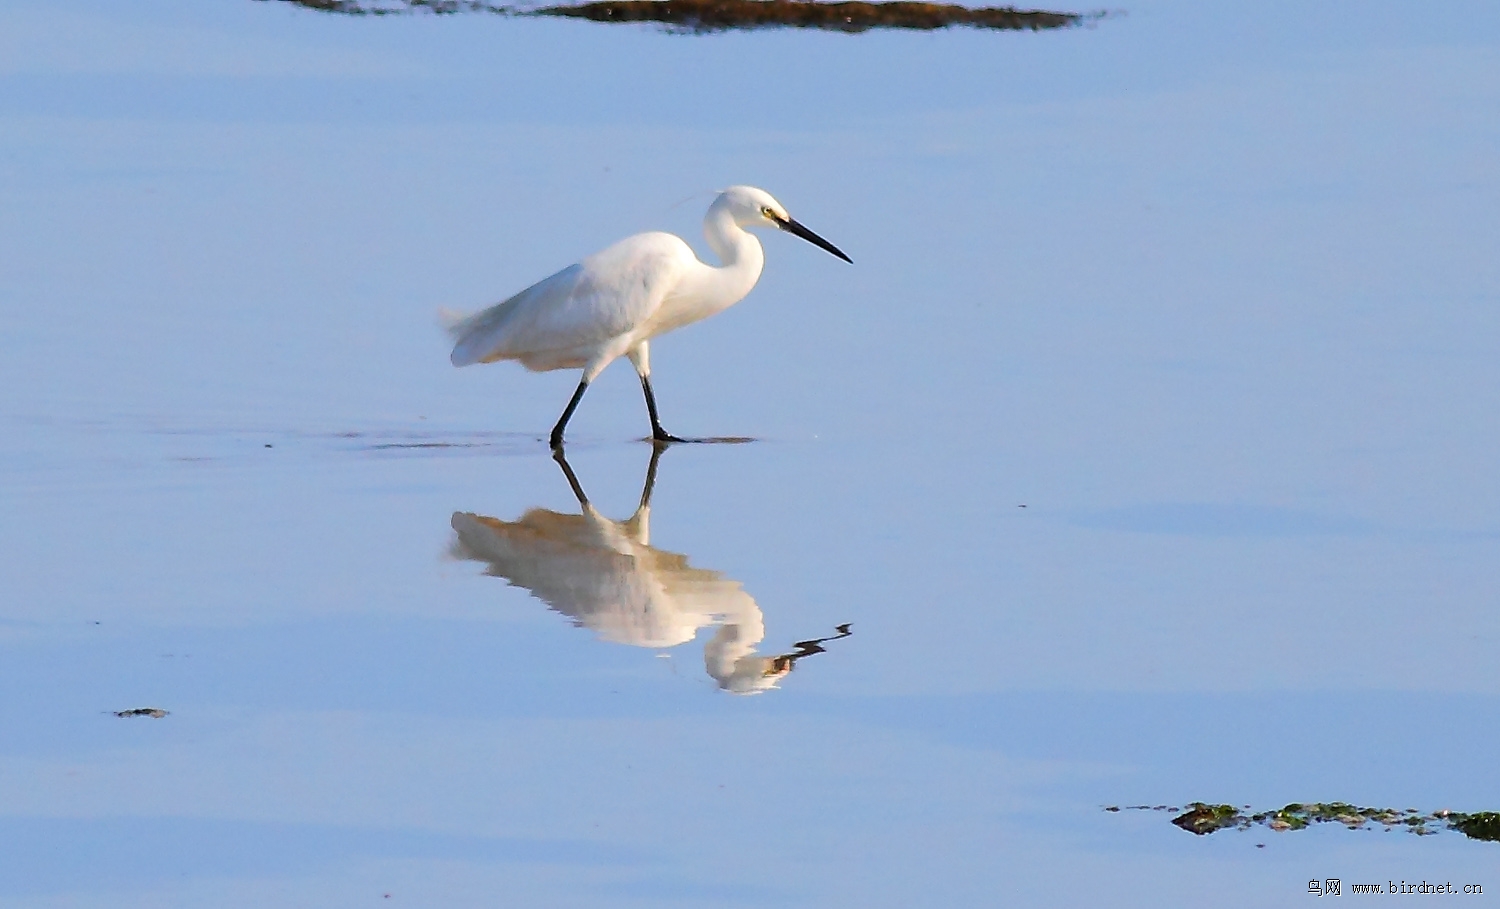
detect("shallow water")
(2, 1), (1499, 904)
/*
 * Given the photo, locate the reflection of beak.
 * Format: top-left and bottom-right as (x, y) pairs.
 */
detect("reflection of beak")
(772, 213), (853, 264)
(767, 656), (794, 675)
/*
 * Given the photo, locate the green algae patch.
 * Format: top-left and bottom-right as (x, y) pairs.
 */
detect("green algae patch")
(1112, 802), (1500, 843)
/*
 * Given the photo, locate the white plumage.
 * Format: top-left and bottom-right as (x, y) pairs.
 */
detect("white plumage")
(446, 185), (850, 448)
(449, 451), (848, 694)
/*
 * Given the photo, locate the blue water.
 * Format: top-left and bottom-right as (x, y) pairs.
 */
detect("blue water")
(2, 1), (1498, 904)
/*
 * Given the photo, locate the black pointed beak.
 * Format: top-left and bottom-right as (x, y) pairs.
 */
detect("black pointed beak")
(774, 214), (852, 264)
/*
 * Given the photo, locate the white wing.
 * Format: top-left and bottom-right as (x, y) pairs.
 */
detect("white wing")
(450, 232), (694, 370)
(450, 509), (738, 649)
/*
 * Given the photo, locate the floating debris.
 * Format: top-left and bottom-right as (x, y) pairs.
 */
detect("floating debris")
(1109, 802), (1500, 843)
(114, 708), (169, 719)
(262, 0), (1091, 33)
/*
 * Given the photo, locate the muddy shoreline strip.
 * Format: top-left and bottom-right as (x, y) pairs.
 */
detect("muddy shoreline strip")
(534, 0), (1081, 32)
(262, 0), (1088, 32)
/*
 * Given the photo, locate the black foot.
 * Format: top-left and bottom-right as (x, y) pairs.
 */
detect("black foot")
(644, 433), (756, 445)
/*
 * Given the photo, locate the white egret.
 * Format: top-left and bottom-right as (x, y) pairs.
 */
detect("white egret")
(448, 449), (852, 694)
(446, 186), (851, 448)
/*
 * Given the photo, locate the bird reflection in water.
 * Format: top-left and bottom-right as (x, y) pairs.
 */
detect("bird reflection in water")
(449, 448), (851, 694)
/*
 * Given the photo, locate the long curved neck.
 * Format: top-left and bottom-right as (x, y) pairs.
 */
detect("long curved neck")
(698, 201), (765, 312)
(703, 605), (768, 689)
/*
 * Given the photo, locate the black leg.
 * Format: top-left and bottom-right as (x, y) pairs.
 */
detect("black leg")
(550, 379), (589, 450)
(640, 374), (686, 444)
(637, 442), (665, 511)
(552, 449), (589, 507)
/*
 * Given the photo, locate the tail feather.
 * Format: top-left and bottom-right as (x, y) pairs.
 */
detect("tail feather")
(439, 307), (478, 342)
(444, 299), (523, 367)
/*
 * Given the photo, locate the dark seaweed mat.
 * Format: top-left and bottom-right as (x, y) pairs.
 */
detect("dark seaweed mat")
(1107, 803), (1500, 843)
(261, 0), (1087, 32)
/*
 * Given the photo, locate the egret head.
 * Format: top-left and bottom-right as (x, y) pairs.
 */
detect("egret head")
(716, 654), (794, 695)
(711, 624), (853, 695)
(716, 185), (852, 263)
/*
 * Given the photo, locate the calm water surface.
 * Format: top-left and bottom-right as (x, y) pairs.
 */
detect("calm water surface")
(2, 1), (1499, 904)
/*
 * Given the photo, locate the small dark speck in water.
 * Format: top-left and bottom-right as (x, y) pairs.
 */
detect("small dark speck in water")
(264, 443), (273, 448)
(114, 708), (169, 718)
